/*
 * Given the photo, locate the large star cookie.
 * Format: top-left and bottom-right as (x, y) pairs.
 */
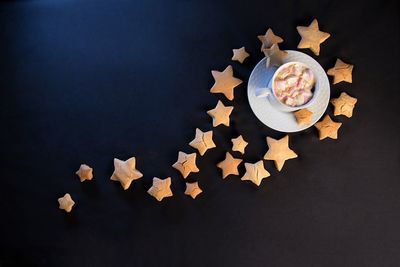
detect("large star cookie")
(217, 152), (242, 179)
(58, 193), (75, 213)
(172, 151), (199, 178)
(232, 47), (250, 64)
(296, 19), (330, 56)
(264, 135), (298, 171)
(327, 59), (354, 84)
(111, 157), (143, 190)
(207, 100), (234, 127)
(314, 115), (342, 140)
(294, 108), (313, 126)
(189, 128), (216, 156)
(241, 160), (270, 186)
(209, 65), (243, 100)
(148, 177), (173, 202)
(75, 164), (93, 182)
(330, 92), (357, 118)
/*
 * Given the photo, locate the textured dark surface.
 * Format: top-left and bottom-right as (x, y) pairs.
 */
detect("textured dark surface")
(0, 0), (399, 266)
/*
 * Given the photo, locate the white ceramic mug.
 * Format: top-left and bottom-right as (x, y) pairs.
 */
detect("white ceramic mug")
(256, 61), (320, 112)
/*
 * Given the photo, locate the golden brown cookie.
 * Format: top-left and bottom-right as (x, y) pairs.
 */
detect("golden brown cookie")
(231, 135), (248, 155)
(210, 65), (243, 100)
(258, 28), (284, 51)
(58, 193), (75, 213)
(241, 160), (270, 186)
(294, 108), (313, 126)
(262, 43), (288, 67)
(207, 100), (234, 127)
(327, 59), (353, 84)
(296, 19), (330, 56)
(330, 92), (357, 118)
(111, 157), (143, 190)
(75, 164), (93, 182)
(185, 182), (203, 199)
(232, 47), (250, 63)
(189, 128), (216, 156)
(147, 177), (173, 202)
(217, 152), (242, 179)
(264, 135), (298, 171)
(172, 151), (199, 178)
(314, 114), (342, 140)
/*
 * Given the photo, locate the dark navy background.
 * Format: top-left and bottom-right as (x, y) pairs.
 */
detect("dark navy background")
(0, 0), (399, 266)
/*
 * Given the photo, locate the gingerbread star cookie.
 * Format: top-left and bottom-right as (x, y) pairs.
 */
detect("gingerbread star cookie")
(330, 92), (357, 118)
(241, 160), (270, 186)
(262, 43), (288, 67)
(185, 182), (203, 199)
(209, 65), (243, 100)
(294, 108), (313, 126)
(111, 157), (143, 190)
(264, 135), (298, 171)
(172, 151), (199, 178)
(147, 177), (173, 202)
(207, 100), (234, 127)
(58, 193), (75, 213)
(231, 135), (248, 154)
(232, 47), (249, 63)
(258, 28), (284, 51)
(327, 59), (354, 84)
(189, 128), (216, 156)
(75, 164), (93, 182)
(314, 115), (342, 140)
(217, 152), (242, 179)
(296, 19), (330, 56)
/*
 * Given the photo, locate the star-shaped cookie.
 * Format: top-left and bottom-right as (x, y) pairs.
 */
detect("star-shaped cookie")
(207, 100), (234, 127)
(147, 177), (173, 202)
(185, 182), (203, 199)
(210, 65), (243, 100)
(262, 44), (288, 67)
(231, 135), (248, 154)
(75, 164), (93, 182)
(330, 92), (357, 118)
(296, 19), (330, 56)
(258, 28), (283, 51)
(241, 160), (270, 186)
(264, 135), (298, 171)
(314, 115), (342, 140)
(172, 151), (199, 178)
(232, 47), (249, 63)
(58, 193), (75, 213)
(217, 152), (243, 179)
(327, 59), (354, 84)
(294, 108), (313, 126)
(189, 128), (216, 156)
(111, 157), (143, 190)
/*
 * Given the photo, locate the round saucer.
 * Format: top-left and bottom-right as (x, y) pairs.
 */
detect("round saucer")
(247, 50), (330, 133)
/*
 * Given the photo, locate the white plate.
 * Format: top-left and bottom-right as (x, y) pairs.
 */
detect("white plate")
(247, 50), (330, 133)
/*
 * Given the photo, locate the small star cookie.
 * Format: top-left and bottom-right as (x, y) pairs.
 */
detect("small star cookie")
(58, 193), (75, 213)
(189, 128), (216, 156)
(296, 19), (330, 56)
(327, 59), (354, 84)
(241, 160), (270, 186)
(231, 135), (248, 154)
(264, 135), (298, 171)
(172, 151), (199, 178)
(217, 152), (242, 179)
(207, 100), (234, 127)
(210, 65), (243, 101)
(111, 157), (143, 190)
(185, 182), (202, 199)
(258, 28), (284, 51)
(75, 164), (93, 182)
(314, 115), (342, 140)
(148, 177), (173, 202)
(294, 108), (313, 126)
(232, 47), (249, 63)
(330, 92), (357, 118)
(262, 44), (288, 67)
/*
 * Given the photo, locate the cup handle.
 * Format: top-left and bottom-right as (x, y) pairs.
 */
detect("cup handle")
(255, 87), (272, 98)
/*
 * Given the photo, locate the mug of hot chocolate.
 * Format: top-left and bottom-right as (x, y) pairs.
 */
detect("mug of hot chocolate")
(256, 62), (318, 112)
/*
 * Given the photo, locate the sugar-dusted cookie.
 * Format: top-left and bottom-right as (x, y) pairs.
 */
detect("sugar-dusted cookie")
(172, 151), (199, 178)
(232, 47), (250, 63)
(327, 59), (354, 84)
(241, 160), (270, 186)
(294, 108), (313, 126)
(264, 135), (298, 171)
(75, 164), (93, 182)
(258, 28), (284, 51)
(207, 100), (234, 127)
(231, 135), (248, 155)
(217, 152), (242, 179)
(189, 128), (216, 156)
(111, 157), (143, 190)
(262, 44), (288, 67)
(185, 182), (202, 199)
(148, 177), (173, 202)
(330, 92), (357, 118)
(210, 65), (243, 100)
(296, 19), (330, 56)
(58, 193), (75, 213)
(314, 114), (342, 140)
